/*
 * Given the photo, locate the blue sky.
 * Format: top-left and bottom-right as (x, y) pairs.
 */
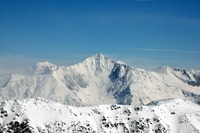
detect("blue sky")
(0, 0), (200, 72)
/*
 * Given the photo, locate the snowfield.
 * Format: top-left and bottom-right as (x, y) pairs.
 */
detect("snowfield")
(0, 98), (200, 133)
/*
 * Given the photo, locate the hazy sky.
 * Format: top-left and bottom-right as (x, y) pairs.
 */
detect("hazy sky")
(0, 0), (200, 73)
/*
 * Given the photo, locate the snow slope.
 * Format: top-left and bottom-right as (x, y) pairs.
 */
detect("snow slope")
(0, 54), (200, 106)
(0, 98), (200, 133)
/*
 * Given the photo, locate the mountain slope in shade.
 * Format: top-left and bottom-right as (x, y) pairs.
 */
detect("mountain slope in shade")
(0, 54), (200, 106)
(0, 98), (200, 133)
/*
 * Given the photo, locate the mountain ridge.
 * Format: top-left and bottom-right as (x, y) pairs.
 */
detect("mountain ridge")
(0, 54), (200, 106)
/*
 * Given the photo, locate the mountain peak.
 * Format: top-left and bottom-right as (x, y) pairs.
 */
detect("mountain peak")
(190, 69), (200, 75)
(83, 54), (112, 63)
(28, 61), (58, 75)
(90, 53), (107, 60)
(35, 61), (56, 67)
(76, 54), (116, 75)
(153, 66), (173, 74)
(93, 53), (104, 58)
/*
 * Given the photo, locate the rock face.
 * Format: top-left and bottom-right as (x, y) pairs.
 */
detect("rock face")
(0, 98), (200, 133)
(0, 54), (200, 106)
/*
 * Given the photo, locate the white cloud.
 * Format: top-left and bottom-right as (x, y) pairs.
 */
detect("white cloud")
(181, 17), (200, 26)
(128, 48), (200, 54)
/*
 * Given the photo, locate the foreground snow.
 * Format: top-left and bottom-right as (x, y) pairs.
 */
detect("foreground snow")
(0, 98), (200, 133)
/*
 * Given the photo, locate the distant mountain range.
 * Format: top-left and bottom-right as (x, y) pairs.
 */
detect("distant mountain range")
(0, 54), (200, 106)
(0, 98), (200, 132)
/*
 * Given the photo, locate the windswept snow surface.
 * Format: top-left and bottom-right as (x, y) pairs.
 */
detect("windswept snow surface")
(0, 54), (200, 106)
(0, 98), (200, 133)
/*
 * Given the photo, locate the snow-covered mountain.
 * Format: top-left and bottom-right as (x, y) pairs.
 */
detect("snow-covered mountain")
(0, 54), (200, 106)
(0, 98), (200, 133)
